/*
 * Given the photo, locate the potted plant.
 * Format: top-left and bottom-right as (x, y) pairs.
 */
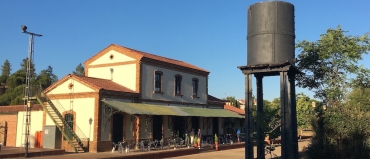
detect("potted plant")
(214, 134), (219, 151)
(193, 136), (198, 148)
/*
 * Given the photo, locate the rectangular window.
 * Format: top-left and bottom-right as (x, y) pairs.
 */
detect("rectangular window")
(155, 72), (162, 92)
(175, 76), (182, 95)
(192, 79), (198, 97)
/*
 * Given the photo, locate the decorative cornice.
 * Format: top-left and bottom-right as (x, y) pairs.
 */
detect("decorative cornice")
(140, 98), (207, 107)
(88, 61), (136, 68)
(47, 92), (98, 99)
(100, 90), (139, 99)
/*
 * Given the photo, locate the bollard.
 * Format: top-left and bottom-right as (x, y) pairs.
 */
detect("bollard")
(0, 143), (2, 153)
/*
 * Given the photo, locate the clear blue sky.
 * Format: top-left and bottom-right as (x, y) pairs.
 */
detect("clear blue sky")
(1, 0), (369, 101)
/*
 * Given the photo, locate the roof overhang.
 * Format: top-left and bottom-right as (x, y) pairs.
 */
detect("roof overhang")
(102, 99), (243, 118)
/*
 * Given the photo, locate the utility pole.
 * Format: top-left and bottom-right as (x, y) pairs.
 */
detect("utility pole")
(21, 25), (42, 158)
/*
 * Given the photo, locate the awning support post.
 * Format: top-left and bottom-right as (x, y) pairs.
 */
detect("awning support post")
(145, 115), (153, 132)
(202, 117), (211, 129)
(186, 117), (192, 130)
(102, 103), (118, 131)
(168, 116), (174, 131)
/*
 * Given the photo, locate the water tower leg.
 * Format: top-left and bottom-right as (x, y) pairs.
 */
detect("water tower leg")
(288, 73), (299, 159)
(244, 74), (254, 159)
(280, 71), (293, 159)
(256, 74), (265, 159)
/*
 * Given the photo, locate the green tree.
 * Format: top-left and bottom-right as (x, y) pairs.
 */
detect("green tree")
(297, 26), (370, 158)
(296, 26), (370, 105)
(225, 96), (240, 108)
(73, 63), (85, 76)
(1, 59), (11, 76)
(37, 66), (58, 89)
(0, 75), (7, 84)
(252, 100), (281, 142)
(253, 99), (281, 141)
(0, 60), (12, 83)
(20, 58), (36, 77)
(6, 70), (26, 89)
(296, 93), (314, 139)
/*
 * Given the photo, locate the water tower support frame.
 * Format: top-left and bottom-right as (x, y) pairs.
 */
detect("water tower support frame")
(239, 62), (300, 159)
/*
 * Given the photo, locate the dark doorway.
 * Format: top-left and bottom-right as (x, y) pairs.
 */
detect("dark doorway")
(112, 113), (124, 143)
(213, 117), (219, 135)
(152, 115), (162, 141)
(173, 116), (186, 138)
(192, 117), (200, 130)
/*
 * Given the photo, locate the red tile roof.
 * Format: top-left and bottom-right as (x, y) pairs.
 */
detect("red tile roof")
(0, 104), (43, 113)
(224, 104), (245, 115)
(114, 44), (209, 73)
(44, 74), (136, 94)
(85, 44), (209, 73)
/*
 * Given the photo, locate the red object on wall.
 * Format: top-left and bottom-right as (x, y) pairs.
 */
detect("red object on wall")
(34, 131), (43, 148)
(39, 131), (43, 148)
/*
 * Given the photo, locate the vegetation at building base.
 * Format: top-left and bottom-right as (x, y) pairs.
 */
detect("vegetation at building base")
(296, 26), (370, 158)
(0, 60), (85, 106)
(296, 93), (315, 139)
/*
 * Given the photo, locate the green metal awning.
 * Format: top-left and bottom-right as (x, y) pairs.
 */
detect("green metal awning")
(101, 99), (243, 118)
(102, 99), (187, 116)
(179, 107), (243, 118)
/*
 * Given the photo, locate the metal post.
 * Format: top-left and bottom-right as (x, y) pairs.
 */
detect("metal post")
(289, 73), (299, 159)
(24, 34), (34, 158)
(21, 25), (42, 158)
(280, 71), (287, 158)
(280, 71), (293, 159)
(256, 74), (265, 159)
(244, 74), (253, 159)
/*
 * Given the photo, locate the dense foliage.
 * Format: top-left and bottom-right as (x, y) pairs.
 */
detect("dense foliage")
(296, 26), (370, 158)
(0, 59), (58, 105)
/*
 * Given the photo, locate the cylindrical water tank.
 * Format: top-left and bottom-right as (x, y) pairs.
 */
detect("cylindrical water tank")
(247, 1), (295, 66)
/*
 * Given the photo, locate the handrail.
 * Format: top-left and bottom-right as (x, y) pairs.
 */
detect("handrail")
(46, 92), (89, 141)
(35, 86), (88, 152)
(35, 94), (78, 152)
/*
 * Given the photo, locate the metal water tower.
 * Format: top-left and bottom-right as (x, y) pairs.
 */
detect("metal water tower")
(238, 1), (301, 159)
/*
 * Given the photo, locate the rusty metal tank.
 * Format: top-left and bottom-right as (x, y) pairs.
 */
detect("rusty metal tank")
(247, 1), (295, 66)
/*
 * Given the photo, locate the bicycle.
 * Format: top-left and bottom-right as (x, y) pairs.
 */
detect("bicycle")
(264, 144), (278, 159)
(112, 141), (126, 153)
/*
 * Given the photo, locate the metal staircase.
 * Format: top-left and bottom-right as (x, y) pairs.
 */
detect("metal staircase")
(36, 91), (88, 153)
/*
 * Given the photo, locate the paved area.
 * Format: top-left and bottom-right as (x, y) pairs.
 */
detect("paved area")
(0, 146), (64, 158)
(166, 139), (310, 159)
(4, 139), (310, 159)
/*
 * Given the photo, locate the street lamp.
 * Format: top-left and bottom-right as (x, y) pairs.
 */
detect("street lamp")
(88, 117), (93, 152)
(89, 117), (93, 139)
(21, 25), (42, 158)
